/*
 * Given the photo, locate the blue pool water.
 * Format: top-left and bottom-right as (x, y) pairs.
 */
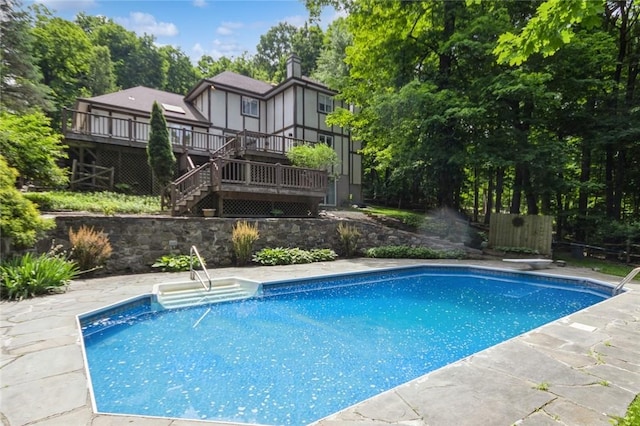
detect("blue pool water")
(80, 266), (610, 425)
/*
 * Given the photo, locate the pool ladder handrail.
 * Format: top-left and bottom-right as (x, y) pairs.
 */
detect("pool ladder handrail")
(190, 245), (212, 291)
(613, 266), (640, 295)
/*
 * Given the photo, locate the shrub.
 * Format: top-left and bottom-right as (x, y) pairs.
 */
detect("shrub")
(286, 143), (339, 175)
(337, 222), (361, 257)
(309, 248), (338, 262)
(253, 247), (337, 266)
(365, 245), (466, 259)
(152, 254), (205, 272)
(68, 226), (112, 271)
(232, 221), (260, 266)
(0, 252), (79, 300)
(0, 156), (54, 248)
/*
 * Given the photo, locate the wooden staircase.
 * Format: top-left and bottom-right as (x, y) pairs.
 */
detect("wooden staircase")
(166, 160), (216, 215)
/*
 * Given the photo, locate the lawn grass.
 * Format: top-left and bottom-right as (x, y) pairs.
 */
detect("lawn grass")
(24, 191), (161, 215)
(554, 251), (639, 280)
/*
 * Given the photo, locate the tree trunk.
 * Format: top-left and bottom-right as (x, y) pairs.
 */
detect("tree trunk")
(510, 164), (523, 214)
(495, 167), (504, 214)
(485, 170), (494, 225)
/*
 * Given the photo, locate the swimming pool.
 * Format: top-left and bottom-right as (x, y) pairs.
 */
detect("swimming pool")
(79, 265), (613, 425)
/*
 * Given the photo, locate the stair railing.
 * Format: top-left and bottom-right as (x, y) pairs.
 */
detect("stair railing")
(210, 137), (237, 158)
(167, 161), (213, 214)
(613, 266), (640, 295)
(190, 245), (212, 291)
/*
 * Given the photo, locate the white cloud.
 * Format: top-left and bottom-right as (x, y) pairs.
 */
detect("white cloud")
(115, 12), (178, 37)
(216, 21), (243, 36)
(280, 14), (307, 28)
(190, 39), (246, 61)
(193, 0), (207, 7)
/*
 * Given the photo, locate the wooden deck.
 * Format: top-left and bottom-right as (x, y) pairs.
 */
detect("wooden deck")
(61, 109), (328, 216)
(62, 109), (308, 159)
(164, 157), (327, 216)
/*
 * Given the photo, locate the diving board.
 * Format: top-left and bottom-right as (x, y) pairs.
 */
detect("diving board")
(502, 258), (553, 270)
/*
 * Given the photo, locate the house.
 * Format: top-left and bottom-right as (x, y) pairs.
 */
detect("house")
(61, 54), (362, 217)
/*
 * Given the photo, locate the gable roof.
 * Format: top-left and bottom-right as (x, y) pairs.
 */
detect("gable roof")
(209, 71), (275, 95)
(78, 86), (209, 124)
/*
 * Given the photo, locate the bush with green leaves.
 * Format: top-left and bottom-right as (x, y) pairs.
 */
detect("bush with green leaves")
(286, 143), (339, 175)
(365, 245), (466, 259)
(0, 252), (79, 300)
(0, 156), (54, 248)
(152, 254), (205, 272)
(0, 110), (68, 187)
(253, 247), (337, 265)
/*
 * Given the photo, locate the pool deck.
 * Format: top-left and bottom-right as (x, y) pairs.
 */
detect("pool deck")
(1, 258), (638, 426)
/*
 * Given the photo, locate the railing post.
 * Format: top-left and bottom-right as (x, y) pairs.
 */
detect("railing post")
(276, 163), (282, 189)
(128, 119), (133, 142)
(182, 128), (187, 152)
(245, 161), (251, 185)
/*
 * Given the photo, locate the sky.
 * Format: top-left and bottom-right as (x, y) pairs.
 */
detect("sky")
(33, 0), (343, 63)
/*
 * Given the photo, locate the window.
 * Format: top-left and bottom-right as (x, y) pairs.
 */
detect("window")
(318, 134), (333, 147)
(242, 97), (259, 117)
(318, 93), (333, 114)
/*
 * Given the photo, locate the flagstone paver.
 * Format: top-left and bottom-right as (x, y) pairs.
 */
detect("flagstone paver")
(1, 259), (638, 426)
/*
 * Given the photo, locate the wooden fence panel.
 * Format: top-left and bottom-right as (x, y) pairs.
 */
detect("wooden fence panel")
(489, 213), (553, 255)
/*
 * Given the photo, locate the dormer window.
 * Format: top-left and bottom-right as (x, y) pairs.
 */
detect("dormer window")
(318, 93), (333, 114)
(242, 97), (259, 117)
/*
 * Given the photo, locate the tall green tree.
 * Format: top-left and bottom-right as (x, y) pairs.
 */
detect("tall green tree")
(147, 101), (176, 188)
(255, 22), (298, 81)
(160, 45), (198, 94)
(31, 7), (93, 124)
(312, 17), (352, 91)
(124, 35), (168, 89)
(0, 0), (52, 112)
(85, 45), (118, 96)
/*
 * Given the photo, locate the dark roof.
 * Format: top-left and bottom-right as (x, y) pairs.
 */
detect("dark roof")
(79, 86), (209, 123)
(209, 71), (275, 95)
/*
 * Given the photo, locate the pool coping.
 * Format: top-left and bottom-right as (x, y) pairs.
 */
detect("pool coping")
(1, 258), (639, 425)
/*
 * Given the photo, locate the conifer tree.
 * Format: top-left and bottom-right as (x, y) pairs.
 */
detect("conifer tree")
(147, 101), (175, 189)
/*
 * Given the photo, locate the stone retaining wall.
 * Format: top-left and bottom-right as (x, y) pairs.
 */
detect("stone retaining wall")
(42, 215), (469, 275)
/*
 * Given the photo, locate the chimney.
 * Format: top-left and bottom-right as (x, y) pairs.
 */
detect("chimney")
(286, 53), (302, 79)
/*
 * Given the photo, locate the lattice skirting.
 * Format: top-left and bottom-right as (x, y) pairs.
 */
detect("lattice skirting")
(195, 194), (318, 217)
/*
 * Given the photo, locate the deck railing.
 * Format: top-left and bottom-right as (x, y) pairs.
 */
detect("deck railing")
(62, 108), (310, 155)
(213, 157), (327, 191)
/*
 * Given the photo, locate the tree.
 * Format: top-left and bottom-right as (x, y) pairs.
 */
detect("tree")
(147, 101), (176, 189)
(255, 22), (298, 81)
(31, 7), (94, 124)
(0, 109), (68, 187)
(312, 18), (352, 91)
(160, 45), (198, 94)
(0, 0), (52, 112)
(85, 45), (118, 96)
(290, 22), (324, 77)
(123, 35), (168, 89)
